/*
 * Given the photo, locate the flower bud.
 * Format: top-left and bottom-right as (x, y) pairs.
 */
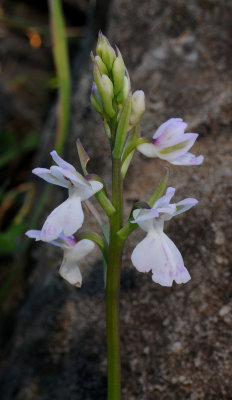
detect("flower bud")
(129, 90), (145, 126)
(90, 83), (104, 114)
(117, 76), (130, 106)
(101, 74), (114, 99)
(94, 55), (108, 75)
(112, 47), (125, 95)
(96, 31), (116, 71)
(93, 65), (116, 118)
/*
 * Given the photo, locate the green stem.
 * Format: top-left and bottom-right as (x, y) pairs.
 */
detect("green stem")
(106, 158), (123, 400)
(117, 220), (138, 242)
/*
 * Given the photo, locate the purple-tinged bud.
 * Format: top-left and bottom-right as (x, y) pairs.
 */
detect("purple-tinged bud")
(90, 83), (104, 114)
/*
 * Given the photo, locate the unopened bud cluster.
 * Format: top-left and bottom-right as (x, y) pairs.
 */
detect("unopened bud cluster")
(91, 32), (145, 125)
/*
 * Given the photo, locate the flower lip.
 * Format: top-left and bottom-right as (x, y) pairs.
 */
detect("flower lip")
(131, 230), (191, 287)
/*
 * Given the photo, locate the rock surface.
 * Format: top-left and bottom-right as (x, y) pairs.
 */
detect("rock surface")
(1, 0), (232, 399)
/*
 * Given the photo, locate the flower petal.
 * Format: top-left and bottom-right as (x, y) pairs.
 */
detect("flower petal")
(32, 168), (68, 188)
(131, 233), (156, 273)
(158, 133), (198, 161)
(153, 187), (175, 209)
(59, 260), (82, 287)
(132, 208), (159, 222)
(137, 142), (158, 158)
(40, 196), (84, 241)
(59, 239), (95, 287)
(67, 239), (95, 262)
(132, 208), (159, 232)
(25, 230), (41, 240)
(162, 233), (191, 285)
(131, 230), (191, 286)
(88, 180), (104, 196)
(171, 152), (204, 166)
(59, 167), (90, 189)
(49, 166), (72, 187)
(153, 118), (187, 142)
(50, 150), (76, 171)
(174, 198), (198, 216)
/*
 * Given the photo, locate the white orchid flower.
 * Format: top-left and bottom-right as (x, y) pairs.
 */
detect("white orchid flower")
(26, 230), (95, 287)
(33, 151), (103, 242)
(137, 118), (204, 165)
(131, 187), (198, 286)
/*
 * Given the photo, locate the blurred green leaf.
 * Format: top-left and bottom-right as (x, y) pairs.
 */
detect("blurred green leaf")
(0, 133), (39, 168)
(0, 222), (26, 254)
(49, 0), (71, 155)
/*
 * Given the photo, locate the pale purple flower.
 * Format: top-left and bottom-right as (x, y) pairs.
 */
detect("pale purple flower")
(33, 151), (103, 242)
(26, 230), (94, 287)
(137, 118), (204, 165)
(131, 187), (198, 286)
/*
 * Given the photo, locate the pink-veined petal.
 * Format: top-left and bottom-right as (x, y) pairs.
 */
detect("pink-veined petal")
(50, 150), (76, 171)
(161, 233), (191, 285)
(131, 230), (191, 286)
(40, 196), (84, 241)
(171, 152), (204, 166)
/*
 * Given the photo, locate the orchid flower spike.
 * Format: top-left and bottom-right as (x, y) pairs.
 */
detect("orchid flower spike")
(33, 151), (103, 242)
(137, 118), (204, 165)
(131, 187), (198, 286)
(26, 230), (95, 287)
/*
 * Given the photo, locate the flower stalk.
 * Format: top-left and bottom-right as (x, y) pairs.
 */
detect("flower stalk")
(106, 158), (124, 399)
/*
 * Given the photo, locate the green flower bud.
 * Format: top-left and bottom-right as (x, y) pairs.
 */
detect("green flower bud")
(96, 31), (116, 71)
(101, 74), (114, 99)
(129, 90), (145, 126)
(95, 55), (108, 76)
(117, 75), (130, 105)
(112, 47), (125, 95)
(93, 65), (116, 118)
(91, 51), (108, 76)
